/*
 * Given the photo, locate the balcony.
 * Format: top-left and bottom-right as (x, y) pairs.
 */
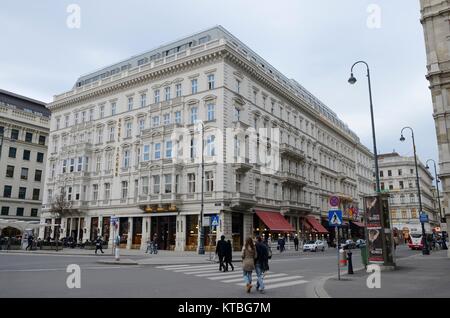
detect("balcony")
(232, 158), (253, 173)
(279, 143), (305, 160)
(277, 171), (307, 187)
(232, 119), (250, 130)
(61, 142), (93, 155)
(280, 200), (311, 212)
(230, 192), (257, 209)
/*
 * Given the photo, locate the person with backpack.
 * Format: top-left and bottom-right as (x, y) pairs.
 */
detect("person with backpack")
(255, 236), (269, 294)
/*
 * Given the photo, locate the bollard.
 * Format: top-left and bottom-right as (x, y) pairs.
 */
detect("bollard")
(115, 246), (120, 261)
(347, 250), (354, 274)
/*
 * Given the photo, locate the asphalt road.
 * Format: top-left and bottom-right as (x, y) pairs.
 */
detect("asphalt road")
(0, 246), (419, 298)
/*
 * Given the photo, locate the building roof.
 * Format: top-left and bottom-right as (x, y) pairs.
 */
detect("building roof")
(73, 25), (359, 142)
(0, 89), (50, 117)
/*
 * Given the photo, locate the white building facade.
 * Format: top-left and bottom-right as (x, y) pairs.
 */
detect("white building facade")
(0, 89), (50, 234)
(378, 152), (439, 238)
(41, 26), (373, 250)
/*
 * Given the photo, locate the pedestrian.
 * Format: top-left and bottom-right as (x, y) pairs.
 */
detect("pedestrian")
(279, 236), (285, 253)
(255, 236), (269, 294)
(215, 235), (227, 271)
(26, 234), (34, 251)
(294, 235), (299, 251)
(145, 237), (152, 253)
(224, 239), (234, 271)
(95, 236), (104, 254)
(152, 233), (158, 254)
(241, 237), (257, 293)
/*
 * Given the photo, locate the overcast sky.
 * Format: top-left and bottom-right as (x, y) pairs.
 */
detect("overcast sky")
(0, 0), (438, 169)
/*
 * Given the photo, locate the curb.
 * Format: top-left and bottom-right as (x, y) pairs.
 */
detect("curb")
(96, 259), (139, 265)
(309, 266), (366, 298)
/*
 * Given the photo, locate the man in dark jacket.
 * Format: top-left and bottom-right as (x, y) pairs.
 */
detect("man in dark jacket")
(294, 235), (299, 251)
(224, 240), (234, 271)
(215, 235), (227, 271)
(95, 236), (104, 254)
(255, 236), (269, 293)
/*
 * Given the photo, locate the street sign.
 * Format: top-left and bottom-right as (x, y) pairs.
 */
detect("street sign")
(329, 196), (340, 207)
(211, 215), (219, 227)
(440, 223), (447, 232)
(203, 216), (211, 227)
(419, 212), (429, 223)
(328, 210), (343, 227)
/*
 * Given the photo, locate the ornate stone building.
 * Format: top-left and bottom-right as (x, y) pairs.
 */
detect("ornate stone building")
(41, 26), (373, 250)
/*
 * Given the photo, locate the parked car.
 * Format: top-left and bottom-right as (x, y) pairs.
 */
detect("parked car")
(355, 239), (366, 248)
(339, 239), (356, 250)
(303, 240), (325, 252)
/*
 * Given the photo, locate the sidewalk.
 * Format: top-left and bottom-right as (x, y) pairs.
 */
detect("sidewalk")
(322, 249), (450, 298)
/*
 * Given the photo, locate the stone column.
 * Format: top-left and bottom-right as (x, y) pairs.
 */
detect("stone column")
(98, 215), (103, 239)
(127, 217), (133, 249)
(140, 216), (148, 251)
(109, 218), (116, 248)
(76, 218), (81, 242)
(175, 215), (186, 251)
(219, 211), (232, 243)
(84, 217), (91, 243)
(243, 212), (253, 241)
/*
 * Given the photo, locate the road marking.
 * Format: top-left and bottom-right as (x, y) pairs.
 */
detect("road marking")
(155, 264), (190, 269)
(195, 270), (243, 277)
(207, 273), (244, 280)
(221, 273), (286, 283)
(264, 280), (309, 290)
(236, 275), (300, 286)
(182, 269), (220, 275)
(172, 265), (218, 272)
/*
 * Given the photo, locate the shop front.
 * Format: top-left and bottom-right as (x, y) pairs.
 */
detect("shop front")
(253, 210), (295, 243)
(300, 216), (329, 242)
(151, 215), (176, 250)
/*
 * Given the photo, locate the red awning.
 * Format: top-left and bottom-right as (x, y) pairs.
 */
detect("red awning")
(306, 216), (329, 234)
(255, 210), (295, 232)
(351, 221), (365, 228)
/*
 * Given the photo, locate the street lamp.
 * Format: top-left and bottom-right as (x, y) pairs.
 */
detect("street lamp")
(400, 126), (430, 255)
(348, 61), (380, 192)
(196, 120), (205, 255)
(426, 159), (447, 250)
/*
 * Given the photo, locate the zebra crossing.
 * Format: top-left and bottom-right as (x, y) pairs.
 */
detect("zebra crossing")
(156, 264), (309, 291)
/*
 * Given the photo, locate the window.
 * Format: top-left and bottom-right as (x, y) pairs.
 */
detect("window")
(32, 189), (40, 200)
(380, 182), (385, 190)
(100, 105), (105, 118)
(410, 194), (415, 203)
(141, 94), (146, 107)
(274, 183), (278, 200)
(154, 90), (160, 103)
(399, 181), (404, 189)
(91, 184), (98, 201)
(128, 97), (134, 111)
(236, 79), (241, 93)
(207, 74), (215, 90)
(207, 103), (215, 121)
(190, 107), (198, 124)
(265, 181), (269, 197)
(153, 116), (160, 127)
(9, 147), (16, 158)
(126, 122), (132, 138)
(23, 150), (31, 161)
(400, 195), (405, 203)
(175, 174), (180, 193)
(34, 170), (42, 182)
(70, 158), (75, 172)
(163, 113), (170, 125)
(121, 181), (128, 199)
(190, 137), (196, 159)
(106, 153), (113, 171)
(409, 182), (414, 188)
(165, 87), (171, 101)
(97, 129), (103, 144)
(65, 115), (70, 127)
(234, 107), (240, 121)
(153, 175), (160, 194)
(143, 145), (150, 161)
(410, 169), (414, 174)
(154, 143), (161, 160)
(164, 174), (172, 193)
(18, 187), (26, 199)
(191, 79), (198, 94)
(402, 210), (407, 219)
(111, 102), (116, 115)
(74, 113), (79, 125)
(15, 207), (24, 216)
(236, 173), (242, 192)
(6, 165), (14, 178)
(77, 157), (83, 172)
(89, 109), (94, 121)
(104, 183), (111, 200)
(1, 207), (9, 216)
(398, 169), (402, 176)
(207, 135), (215, 156)
(380, 170), (384, 177)
(188, 173), (196, 193)
(21, 167), (28, 180)
(11, 129), (19, 140)
(389, 184), (394, 190)
(56, 118), (60, 130)
(176, 83), (182, 97)
(388, 170), (392, 177)
(106, 126), (114, 142)
(141, 177), (149, 195)
(37, 152), (44, 163)
(96, 156), (101, 172)
(37, 135), (45, 146)
(255, 179), (260, 196)
(166, 141), (172, 158)
(123, 150), (130, 168)
(139, 119), (145, 132)
(31, 209), (38, 217)
(175, 111), (181, 124)
(205, 171), (214, 192)
(82, 111), (86, 123)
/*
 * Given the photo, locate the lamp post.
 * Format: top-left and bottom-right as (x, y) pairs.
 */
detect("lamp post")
(426, 159), (448, 250)
(197, 120), (205, 255)
(400, 127), (430, 255)
(348, 61), (380, 193)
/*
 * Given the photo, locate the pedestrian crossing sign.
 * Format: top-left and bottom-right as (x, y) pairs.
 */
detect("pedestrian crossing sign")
(328, 210), (343, 227)
(211, 215), (219, 227)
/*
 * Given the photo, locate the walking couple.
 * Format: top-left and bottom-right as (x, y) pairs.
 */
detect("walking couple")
(242, 236), (270, 294)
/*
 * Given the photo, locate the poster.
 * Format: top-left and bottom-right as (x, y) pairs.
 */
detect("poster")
(364, 195), (384, 262)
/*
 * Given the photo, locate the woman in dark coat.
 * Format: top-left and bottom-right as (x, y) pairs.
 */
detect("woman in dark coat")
(224, 240), (234, 271)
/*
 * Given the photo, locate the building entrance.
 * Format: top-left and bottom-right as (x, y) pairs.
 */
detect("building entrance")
(151, 216), (176, 250)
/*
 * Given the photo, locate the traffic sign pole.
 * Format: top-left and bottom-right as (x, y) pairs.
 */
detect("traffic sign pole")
(336, 227), (340, 281)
